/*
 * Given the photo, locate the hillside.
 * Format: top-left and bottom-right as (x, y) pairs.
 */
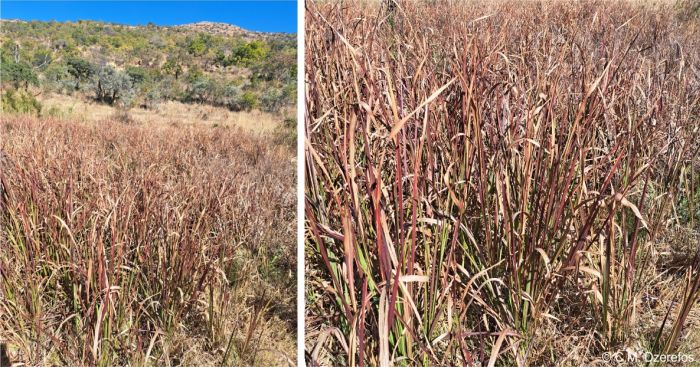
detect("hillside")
(176, 21), (295, 41)
(0, 19), (296, 117)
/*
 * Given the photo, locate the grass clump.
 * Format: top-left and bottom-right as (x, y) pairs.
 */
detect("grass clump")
(305, 1), (700, 365)
(0, 116), (296, 366)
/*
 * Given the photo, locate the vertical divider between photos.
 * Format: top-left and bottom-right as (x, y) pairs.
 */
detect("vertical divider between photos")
(296, 0), (306, 366)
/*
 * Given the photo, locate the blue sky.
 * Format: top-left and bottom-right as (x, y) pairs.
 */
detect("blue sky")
(0, 1), (297, 33)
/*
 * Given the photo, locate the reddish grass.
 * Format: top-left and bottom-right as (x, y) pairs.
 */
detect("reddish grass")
(0, 116), (296, 366)
(305, 1), (700, 365)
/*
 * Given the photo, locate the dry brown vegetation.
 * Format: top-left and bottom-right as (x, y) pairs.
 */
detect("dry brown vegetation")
(39, 93), (286, 133)
(305, 0), (700, 366)
(0, 115), (296, 366)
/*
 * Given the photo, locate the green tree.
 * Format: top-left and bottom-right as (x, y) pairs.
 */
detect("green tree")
(93, 65), (134, 106)
(67, 57), (93, 90)
(231, 40), (269, 67)
(251, 46), (295, 82)
(185, 67), (204, 83)
(214, 50), (229, 66)
(162, 57), (183, 80)
(125, 66), (148, 85)
(43, 63), (72, 93)
(1, 62), (39, 90)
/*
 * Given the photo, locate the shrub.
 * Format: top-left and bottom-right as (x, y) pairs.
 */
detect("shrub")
(231, 40), (269, 67)
(161, 57), (183, 80)
(251, 47), (295, 83)
(143, 85), (162, 109)
(187, 36), (207, 56)
(92, 64), (135, 106)
(220, 83), (243, 110)
(240, 91), (257, 111)
(125, 65), (148, 85)
(1, 89), (41, 115)
(214, 50), (231, 67)
(259, 88), (284, 113)
(32, 49), (52, 70)
(42, 63), (73, 93)
(185, 75), (214, 104)
(156, 75), (184, 101)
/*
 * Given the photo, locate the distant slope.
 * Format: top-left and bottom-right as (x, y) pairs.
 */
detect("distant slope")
(0, 19), (296, 114)
(175, 21), (295, 41)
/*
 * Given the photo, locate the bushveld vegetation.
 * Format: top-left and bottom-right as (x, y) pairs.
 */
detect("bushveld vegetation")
(0, 116), (296, 366)
(305, 0), (699, 365)
(0, 19), (296, 114)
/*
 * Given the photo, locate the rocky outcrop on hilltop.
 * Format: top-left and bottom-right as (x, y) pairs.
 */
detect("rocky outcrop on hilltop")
(175, 21), (294, 41)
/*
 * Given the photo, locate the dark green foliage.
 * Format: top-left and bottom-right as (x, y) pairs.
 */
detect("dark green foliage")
(66, 57), (93, 89)
(215, 50), (228, 65)
(213, 39), (275, 68)
(1, 62), (39, 89)
(125, 65), (148, 85)
(0, 19), (295, 112)
(251, 41), (295, 83)
(185, 67), (204, 83)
